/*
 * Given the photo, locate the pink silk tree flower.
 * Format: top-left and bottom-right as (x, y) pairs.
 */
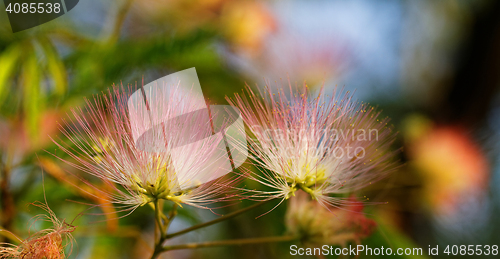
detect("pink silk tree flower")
(227, 83), (398, 208)
(53, 78), (241, 213)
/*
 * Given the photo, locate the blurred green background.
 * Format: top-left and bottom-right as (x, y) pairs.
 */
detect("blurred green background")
(1, 0), (500, 258)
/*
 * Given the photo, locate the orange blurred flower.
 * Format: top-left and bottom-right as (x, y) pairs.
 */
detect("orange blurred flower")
(0, 109), (62, 158)
(220, 1), (277, 55)
(404, 115), (489, 216)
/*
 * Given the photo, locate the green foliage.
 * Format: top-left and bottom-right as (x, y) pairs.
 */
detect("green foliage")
(0, 2), (430, 258)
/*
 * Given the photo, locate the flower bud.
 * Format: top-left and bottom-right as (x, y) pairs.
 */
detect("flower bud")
(285, 191), (376, 247)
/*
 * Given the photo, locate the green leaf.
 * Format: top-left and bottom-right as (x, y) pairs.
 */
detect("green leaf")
(38, 36), (67, 96)
(362, 213), (432, 259)
(22, 53), (44, 140)
(0, 45), (21, 105)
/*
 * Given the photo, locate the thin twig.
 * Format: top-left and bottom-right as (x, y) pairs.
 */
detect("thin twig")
(164, 200), (271, 239)
(162, 235), (298, 251)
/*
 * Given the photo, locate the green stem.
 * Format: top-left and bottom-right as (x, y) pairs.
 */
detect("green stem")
(162, 235), (298, 251)
(297, 184), (317, 199)
(151, 201), (178, 259)
(0, 158), (15, 239)
(165, 204), (178, 231)
(0, 229), (22, 244)
(164, 200), (271, 239)
(154, 199), (166, 239)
